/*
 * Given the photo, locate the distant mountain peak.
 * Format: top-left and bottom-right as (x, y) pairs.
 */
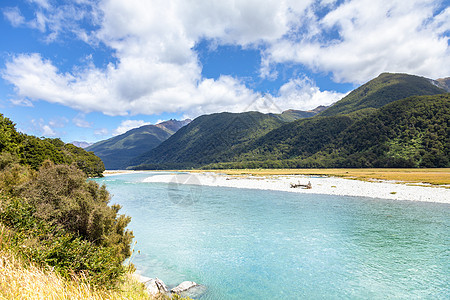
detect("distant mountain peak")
(155, 119), (192, 134)
(71, 141), (93, 148)
(433, 77), (450, 92)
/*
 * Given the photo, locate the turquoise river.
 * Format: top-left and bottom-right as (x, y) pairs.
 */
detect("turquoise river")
(93, 172), (449, 299)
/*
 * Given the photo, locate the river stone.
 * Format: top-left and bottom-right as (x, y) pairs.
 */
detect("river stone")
(171, 281), (198, 294)
(144, 278), (169, 295)
(178, 284), (208, 298)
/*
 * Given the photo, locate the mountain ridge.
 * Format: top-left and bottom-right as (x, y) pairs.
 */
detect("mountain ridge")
(318, 73), (446, 117)
(128, 73), (449, 170)
(86, 119), (190, 169)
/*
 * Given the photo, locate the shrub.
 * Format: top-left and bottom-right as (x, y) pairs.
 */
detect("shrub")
(19, 161), (133, 261)
(0, 193), (129, 288)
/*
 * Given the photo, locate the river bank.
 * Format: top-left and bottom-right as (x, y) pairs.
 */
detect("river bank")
(142, 172), (450, 204)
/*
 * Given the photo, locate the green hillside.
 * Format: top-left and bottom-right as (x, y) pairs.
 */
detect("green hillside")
(319, 73), (446, 117)
(334, 93), (450, 167)
(0, 114), (104, 177)
(127, 108), (323, 169)
(206, 93), (449, 169)
(129, 111), (287, 169)
(271, 107), (326, 122)
(86, 119), (189, 169)
(129, 73), (449, 170)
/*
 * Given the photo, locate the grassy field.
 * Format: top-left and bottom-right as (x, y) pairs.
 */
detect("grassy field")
(190, 168), (450, 186)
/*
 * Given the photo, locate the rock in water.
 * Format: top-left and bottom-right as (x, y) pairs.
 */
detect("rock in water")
(171, 281), (198, 294)
(144, 278), (169, 295)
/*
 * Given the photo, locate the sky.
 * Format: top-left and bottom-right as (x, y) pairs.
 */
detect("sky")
(0, 0), (449, 143)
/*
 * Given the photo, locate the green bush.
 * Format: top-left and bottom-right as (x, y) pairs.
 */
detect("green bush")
(0, 194), (128, 287)
(0, 113), (105, 177)
(0, 161), (134, 288)
(19, 161), (133, 260)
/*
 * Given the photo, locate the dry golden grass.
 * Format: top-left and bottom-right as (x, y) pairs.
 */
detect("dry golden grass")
(0, 250), (151, 300)
(0, 223), (150, 300)
(190, 168), (450, 185)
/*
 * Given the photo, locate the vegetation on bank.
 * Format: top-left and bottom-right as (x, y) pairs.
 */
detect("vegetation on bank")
(0, 236), (149, 299)
(1, 114), (155, 299)
(0, 114), (104, 177)
(0, 157), (133, 287)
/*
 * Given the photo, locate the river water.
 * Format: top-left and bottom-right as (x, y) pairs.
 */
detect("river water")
(93, 172), (449, 299)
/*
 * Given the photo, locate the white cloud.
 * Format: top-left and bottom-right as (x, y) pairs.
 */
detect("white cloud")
(49, 117), (68, 128)
(3, 7), (25, 27)
(2, 0), (449, 119)
(264, 0), (450, 83)
(27, 0), (51, 10)
(94, 128), (109, 136)
(73, 114), (92, 128)
(276, 77), (346, 110)
(31, 118), (57, 137)
(113, 120), (151, 136)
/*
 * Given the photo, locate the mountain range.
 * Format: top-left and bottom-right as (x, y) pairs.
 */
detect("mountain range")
(88, 73), (449, 170)
(86, 119), (190, 169)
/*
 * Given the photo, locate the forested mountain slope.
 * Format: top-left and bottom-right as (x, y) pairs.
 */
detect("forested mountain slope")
(127, 73), (449, 170)
(86, 119), (190, 169)
(319, 73), (446, 117)
(205, 93), (449, 168)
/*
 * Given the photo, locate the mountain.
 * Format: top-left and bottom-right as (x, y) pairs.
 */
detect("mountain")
(435, 77), (450, 92)
(127, 107), (328, 169)
(128, 73), (449, 170)
(272, 106), (328, 122)
(319, 73), (446, 117)
(208, 93), (448, 169)
(86, 119), (190, 169)
(71, 141), (93, 148)
(128, 112), (287, 169)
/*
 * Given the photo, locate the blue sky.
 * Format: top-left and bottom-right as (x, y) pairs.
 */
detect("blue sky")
(1, 0), (449, 143)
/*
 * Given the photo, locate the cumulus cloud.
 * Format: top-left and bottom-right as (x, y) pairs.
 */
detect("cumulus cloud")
(3, 7), (26, 27)
(276, 77), (346, 110)
(2, 0), (449, 118)
(73, 114), (92, 128)
(264, 0), (450, 83)
(113, 120), (151, 136)
(31, 118), (57, 137)
(94, 128), (109, 136)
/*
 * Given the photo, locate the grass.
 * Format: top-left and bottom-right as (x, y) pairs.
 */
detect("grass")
(0, 224), (192, 300)
(0, 224), (151, 300)
(188, 168), (450, 186)
(0, 252), (150, 300)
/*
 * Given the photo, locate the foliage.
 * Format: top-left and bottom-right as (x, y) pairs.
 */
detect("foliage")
(0, 157), (133, 288)
(0, 194), (129, 288)
(18, 161), (133, 259)
(0, 113), (104, 177)
(0, 227), (150, 299)
(203, 93), (450, 169)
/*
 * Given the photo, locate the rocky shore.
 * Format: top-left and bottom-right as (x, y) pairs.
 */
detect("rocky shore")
(134, 275), (206, 298)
